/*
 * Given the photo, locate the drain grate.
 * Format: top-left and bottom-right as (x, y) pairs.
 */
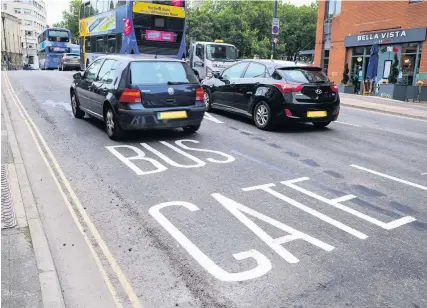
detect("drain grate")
(1, 164), (17, 229)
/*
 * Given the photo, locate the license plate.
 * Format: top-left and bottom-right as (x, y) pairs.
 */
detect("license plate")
(307, 111), (327, 118)
(72, 59), (79, 63)
(158, 111), (187, 120)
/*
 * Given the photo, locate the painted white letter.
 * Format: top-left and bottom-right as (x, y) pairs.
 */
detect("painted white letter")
(141, 142), (206, 168)
(106, 145), (167, 175)
(281, 177), (416, 230)
(175, 139), (235, 164)
(242, 183), (367, 239)
(149, 201), (272, 281)
(212, 193), (334, 264)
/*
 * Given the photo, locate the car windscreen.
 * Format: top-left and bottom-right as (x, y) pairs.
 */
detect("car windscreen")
(276, 67), (329, 84)
(130, 61), (199, 85)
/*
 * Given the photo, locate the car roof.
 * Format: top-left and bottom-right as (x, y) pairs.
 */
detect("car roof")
(239, 59), (320, 70)
(94, 54), (184, 64)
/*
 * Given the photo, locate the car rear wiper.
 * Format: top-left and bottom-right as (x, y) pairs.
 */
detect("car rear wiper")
(167, 81), (187, 85)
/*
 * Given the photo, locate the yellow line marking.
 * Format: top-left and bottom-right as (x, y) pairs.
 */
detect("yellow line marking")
(3, 73), (143, 308)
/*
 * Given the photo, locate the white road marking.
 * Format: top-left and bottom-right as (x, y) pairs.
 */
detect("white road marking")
(107, 141), (235, 175)
(142, 141), (206, 168)
(350, 164), (427, 191)
(421, 173), (427, 176)
(174, 140), (235, 163)
(106, 145), (168, 175)
(4, 73), (142, 308)
(203, 112), (224, 123)
(212, 193), (334, 264)
(335, 121), (361, 127)
(242, 183), (367, 239)
(281, 177), (416, 230)
(149, 201), (272, 282)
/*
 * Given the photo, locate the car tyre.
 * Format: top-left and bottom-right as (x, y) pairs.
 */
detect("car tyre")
(104, 105), (123, 140)
(71, 92), (85, 119)
(182, 124), (201, 133)
(313, 121), (331, 128)
(254, 101), (273, 130)
(204, 90), (212, 111)
(58, 64), (62, 71)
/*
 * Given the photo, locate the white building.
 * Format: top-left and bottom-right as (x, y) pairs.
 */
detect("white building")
(1, 0), (47, 66)
(1, 12), (23, 69)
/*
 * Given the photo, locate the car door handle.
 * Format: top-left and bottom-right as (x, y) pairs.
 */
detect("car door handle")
(245, 92), (253, 96)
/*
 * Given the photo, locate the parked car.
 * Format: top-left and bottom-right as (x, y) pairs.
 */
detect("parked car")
(202, 59), (340, 129)
(70, 55), (205, 140)
(58, 53), (81, 71)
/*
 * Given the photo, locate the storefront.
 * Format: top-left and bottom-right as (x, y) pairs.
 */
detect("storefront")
(344, 27), (427, 86)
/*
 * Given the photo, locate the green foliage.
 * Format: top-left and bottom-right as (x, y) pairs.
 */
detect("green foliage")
(388, 53), (399, 84)
(53, 0), (81, 43)
(341, 63), (349, 84)
(186, 0), (317, 59)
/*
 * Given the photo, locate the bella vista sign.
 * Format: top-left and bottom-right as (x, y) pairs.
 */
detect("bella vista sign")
(344, 27), (427, 47)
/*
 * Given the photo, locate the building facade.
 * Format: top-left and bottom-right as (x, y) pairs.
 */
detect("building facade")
(1, 12), (23, 69)
(314, 0), (427, 86)
(1, 0), (47, 66)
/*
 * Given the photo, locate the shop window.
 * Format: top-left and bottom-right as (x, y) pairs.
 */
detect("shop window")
(352, 47), (364, 56)
(322, 50), (329, 74)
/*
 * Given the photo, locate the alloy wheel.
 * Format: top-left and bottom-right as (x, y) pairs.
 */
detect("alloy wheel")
(106, 109), (115, 136)
(256, 104), (269, 126)
(204, 92), (210, 110)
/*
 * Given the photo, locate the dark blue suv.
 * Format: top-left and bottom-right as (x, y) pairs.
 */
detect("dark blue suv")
(70, 55), (205, 140)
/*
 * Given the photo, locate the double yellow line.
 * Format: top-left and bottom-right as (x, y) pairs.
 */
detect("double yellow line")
(3, 72), (143, 308)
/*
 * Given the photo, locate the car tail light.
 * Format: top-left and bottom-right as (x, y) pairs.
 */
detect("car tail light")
(334, 107), (340, 115)
(331, 84), (339, 93)
(119, 88), (141, 103)
(196, 87), (204, 101)
(274, 83), (303, 94)
(285, 109), (293, 117)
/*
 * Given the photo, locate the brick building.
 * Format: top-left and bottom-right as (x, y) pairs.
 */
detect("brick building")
(314, 0), (427, 87)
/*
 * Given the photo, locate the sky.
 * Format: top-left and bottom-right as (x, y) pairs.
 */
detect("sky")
(45, 0), (315, 26)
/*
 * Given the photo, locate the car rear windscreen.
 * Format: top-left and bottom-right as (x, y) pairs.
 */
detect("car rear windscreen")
(130, 61), (199, 85)
(65, 53), (80, 58)
(277, 68), (329, 84)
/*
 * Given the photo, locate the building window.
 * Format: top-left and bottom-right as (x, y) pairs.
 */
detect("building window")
(3, 3), (7, 9)
(23, 9), (31, 14)
(14, 8), (22, 14)
(409, 0), (424, 3)
(327, 0), (342, 17)
(28, 56), (34, 64)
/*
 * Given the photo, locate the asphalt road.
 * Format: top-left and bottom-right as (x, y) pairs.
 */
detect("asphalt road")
(3, 70), (427, 308)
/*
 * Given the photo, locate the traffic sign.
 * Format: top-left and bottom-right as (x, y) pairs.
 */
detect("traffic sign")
(272, 18), (280, 35)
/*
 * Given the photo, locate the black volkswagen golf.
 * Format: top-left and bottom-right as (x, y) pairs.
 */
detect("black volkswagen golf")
(202, 59), (340, 130)
(70, 55), (205, 140)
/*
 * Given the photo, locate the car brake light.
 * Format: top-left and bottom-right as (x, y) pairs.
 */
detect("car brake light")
(196, 87), (204, 101)
(274, 83), (303, 94)
(331, 84), (339, 93)
(119, 88), (141, 103)
(285, 109), (293, 117)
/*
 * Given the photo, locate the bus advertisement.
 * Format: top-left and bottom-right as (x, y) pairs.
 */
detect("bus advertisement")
(79, 0), (186, 70)
(38, 28), (72, 70)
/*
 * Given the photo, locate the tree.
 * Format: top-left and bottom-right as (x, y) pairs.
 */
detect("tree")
(186, 1), (317, 60)
(341, 63), (349, 84)
(388, 53), (399, 84)
(53, 0), (81, 43)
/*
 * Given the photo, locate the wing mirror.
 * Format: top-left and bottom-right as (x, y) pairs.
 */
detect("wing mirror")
(73, 71), (83, 80)
(213, 72), (221, 79)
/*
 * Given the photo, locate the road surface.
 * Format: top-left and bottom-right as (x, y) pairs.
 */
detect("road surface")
(3, 70), (427, 308)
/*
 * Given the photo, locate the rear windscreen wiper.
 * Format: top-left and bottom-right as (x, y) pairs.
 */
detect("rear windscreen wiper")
(167, 81), (187, 85)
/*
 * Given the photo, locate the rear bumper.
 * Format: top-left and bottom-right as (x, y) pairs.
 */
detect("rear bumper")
(117, 106), (205, 130)
(63, 63), (80, 68)
(276, 101), (340, 123)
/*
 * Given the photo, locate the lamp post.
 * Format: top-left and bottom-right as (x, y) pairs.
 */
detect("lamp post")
(271, 0), (278, 59)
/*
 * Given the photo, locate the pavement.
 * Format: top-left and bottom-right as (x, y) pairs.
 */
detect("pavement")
(1, 70), (427, 308)
(340, 93), (427, 120)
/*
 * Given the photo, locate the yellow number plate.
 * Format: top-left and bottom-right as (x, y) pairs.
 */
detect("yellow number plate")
(307, 111), (327, 118)
(158, 111), (188, 120)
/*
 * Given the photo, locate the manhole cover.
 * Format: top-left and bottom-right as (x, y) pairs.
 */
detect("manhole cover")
(1, 164), (17, 229)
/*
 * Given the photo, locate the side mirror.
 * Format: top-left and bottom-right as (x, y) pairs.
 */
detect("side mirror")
(213, 72), (221, 79)
(73, 72), (83, 80)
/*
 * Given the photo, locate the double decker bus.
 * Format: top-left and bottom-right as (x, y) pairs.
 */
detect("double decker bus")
(79, 0), (186, 70)
(37, 27), (72, 70)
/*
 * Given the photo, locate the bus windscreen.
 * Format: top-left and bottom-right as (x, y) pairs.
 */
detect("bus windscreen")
(48, 30), (70, 42)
